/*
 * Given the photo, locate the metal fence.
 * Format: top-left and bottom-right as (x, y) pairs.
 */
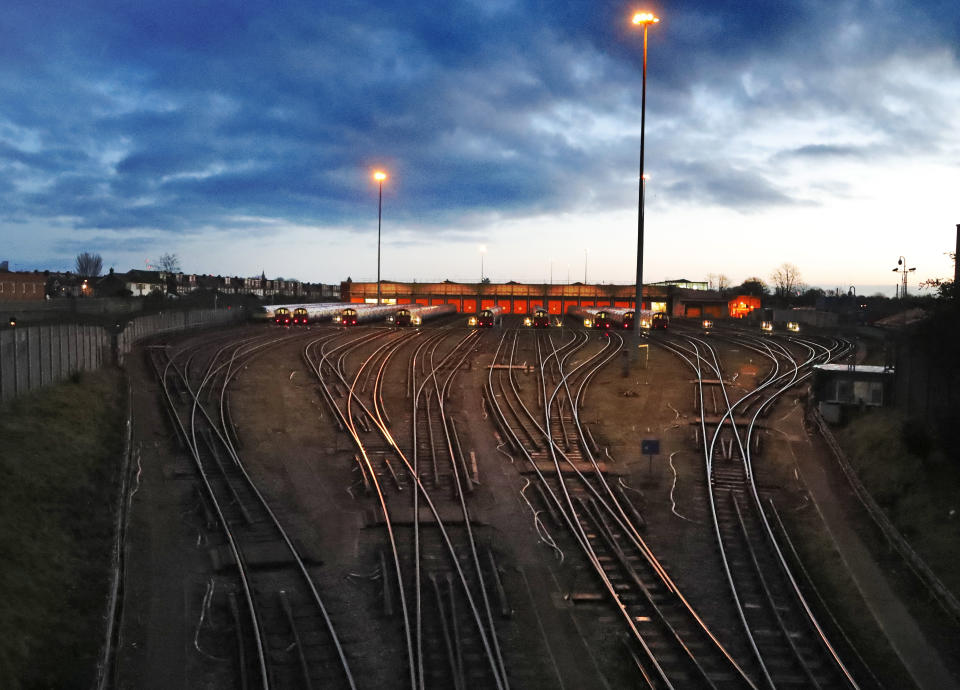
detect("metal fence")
(0, 308), (243, 402)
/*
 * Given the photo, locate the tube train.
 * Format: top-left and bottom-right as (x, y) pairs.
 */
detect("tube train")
(524, 306), (551, 328)
(567, 305), (611, 328)
(639, 309), (670, 330)
(392, 303), (457, 326)
(263, 302), (346, 325)
(468, 305), (504, 328)
(334, 303), (403, 326)
(566, 305), (669, 330)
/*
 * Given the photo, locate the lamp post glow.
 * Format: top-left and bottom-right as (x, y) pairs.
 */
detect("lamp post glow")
(373, 170), (387, 304)
(631, 11), (659, 335)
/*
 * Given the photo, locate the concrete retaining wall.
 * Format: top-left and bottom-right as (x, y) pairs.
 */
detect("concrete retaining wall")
(0, 308), (243, 402)
(115, 308), (241, 363)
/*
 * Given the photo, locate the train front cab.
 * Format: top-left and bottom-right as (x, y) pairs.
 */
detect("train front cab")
(594, 310), (612, 329)
(396, 309), (413, 326)
(337, 308), (359, 326)
(652, 312), (669, 330)
(477, 309), (500, 328)
(292, 307), (309, 325)
(526, 307), (550, 328)
(274, 307), (292, 325)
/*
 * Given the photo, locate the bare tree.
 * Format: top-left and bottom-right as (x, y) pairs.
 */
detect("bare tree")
(153, 253), (181, 273)
(770, 263), (803, 298)
(75, 252), (103, 277)
(707, 273), (731, 292)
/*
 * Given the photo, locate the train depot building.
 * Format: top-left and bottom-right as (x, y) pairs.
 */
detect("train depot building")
(340, 279), (733, 319)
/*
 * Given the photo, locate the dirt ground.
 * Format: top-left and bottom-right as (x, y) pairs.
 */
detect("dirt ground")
(112, 322), (960, 689)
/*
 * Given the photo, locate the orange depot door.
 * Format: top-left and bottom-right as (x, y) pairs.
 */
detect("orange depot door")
(548, 300), (562, 314)
(513, 300), (527, 313)
(463, 299), (476, 313)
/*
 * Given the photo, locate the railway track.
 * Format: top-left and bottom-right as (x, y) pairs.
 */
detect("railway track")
(303, 325), (509, 689)
(130, 317), (900, 689)
(657, 324), (864, 688)
(150, 330), (356, 689)
(486, 326), (757, 688)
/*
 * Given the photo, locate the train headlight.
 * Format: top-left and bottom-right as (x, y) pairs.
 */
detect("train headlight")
(523, 317), (532, 327)
(413, 316), (422, 325)
(787, 321), (800, 332)
(641, 319), (651, 329)
(583, 318), (592, 328)
(467, 316), (477, 326)
(761, 321), (773, 332)
(702, 319), (713, 329)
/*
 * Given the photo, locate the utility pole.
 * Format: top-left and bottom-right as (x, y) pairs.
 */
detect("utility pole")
(955, 223), (959, 287)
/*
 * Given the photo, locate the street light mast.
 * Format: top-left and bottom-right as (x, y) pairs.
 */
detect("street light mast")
(632, 11), (659, 335)
(373, 170), (387, 305)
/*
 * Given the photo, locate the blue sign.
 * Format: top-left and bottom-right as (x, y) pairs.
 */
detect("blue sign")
(641, 439), (660, 456)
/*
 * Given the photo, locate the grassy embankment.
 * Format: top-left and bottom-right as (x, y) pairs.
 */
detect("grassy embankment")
(0, 369), (125, 689)
(837, 409), (960, 595)
(771, 405), (960, 689)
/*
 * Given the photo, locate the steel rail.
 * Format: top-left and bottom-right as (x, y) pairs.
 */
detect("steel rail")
(492, 329), (680, 686)
(538, 331), (756, 688)
(661, 331), (860, 688)
(307, 327), (509, 690)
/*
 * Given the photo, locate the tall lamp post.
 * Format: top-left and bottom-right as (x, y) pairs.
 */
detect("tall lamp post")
(373, 170), (387, 304)
(892, 256), (915, 298)
(631, 11), (659, 335)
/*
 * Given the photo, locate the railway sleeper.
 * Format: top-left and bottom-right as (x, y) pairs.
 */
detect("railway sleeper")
(208, 541), (297, 572)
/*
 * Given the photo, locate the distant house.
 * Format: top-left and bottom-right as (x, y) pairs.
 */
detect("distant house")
(45, 272), (84, 297)
(124, 269), (167, 296)
(95, 269), (131, 297)
(173, 273), (199, 294)
(0, 270), (47, 301)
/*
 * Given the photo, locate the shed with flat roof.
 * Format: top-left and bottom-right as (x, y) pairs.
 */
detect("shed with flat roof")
(812, 364), (895, 423)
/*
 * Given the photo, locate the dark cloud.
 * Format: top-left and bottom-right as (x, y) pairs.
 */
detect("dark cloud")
(0, 0), (957, 248)
(661, 160), (805, 209)
(777, 144), (867, 160)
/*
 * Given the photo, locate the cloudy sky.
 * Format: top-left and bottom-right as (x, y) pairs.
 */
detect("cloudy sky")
(1, 0), (957, 293)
